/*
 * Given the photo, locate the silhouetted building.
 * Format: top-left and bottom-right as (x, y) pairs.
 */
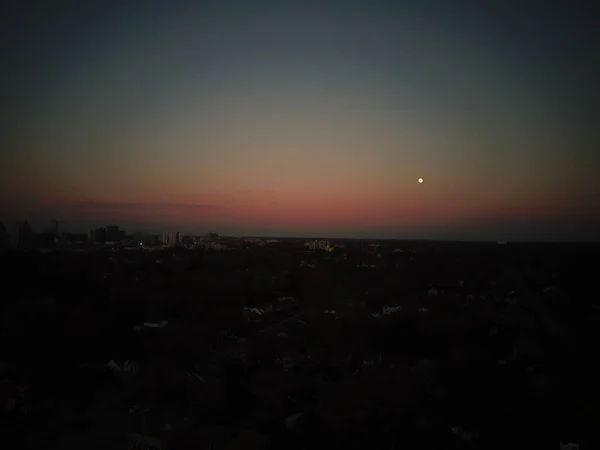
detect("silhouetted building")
(46, 219), (59, 235)
(9, 221), (33, 249)
(88, 227), (106, 243)
(305, 239), (332, 252)
(36, 232), (57, 249)
(161, 231), (181, 245)
(105, 225), (120, 242)
(143, 234), (159, 246)
(206, 232), (220, 242)
(0, 222), (9, 250)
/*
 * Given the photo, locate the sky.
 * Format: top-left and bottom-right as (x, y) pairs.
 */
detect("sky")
(2, 0), (599, 240)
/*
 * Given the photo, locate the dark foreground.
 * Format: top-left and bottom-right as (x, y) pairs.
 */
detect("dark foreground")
(1, 240), (599, 449)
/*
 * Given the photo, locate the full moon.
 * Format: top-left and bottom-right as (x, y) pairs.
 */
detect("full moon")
(418, 177), (424, 184)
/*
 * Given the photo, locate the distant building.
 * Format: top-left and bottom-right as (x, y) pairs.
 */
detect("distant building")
(128, 422), (234, 450)
(305, 239), (332, 252)
(45, 219), (59, 235)
(127, 432), (164, 450)
(36, 232), (57, 249)
(161, 231), (181, 245)
(88, 227), (106, 243)
(206, 232), (219, 242)
(144, 235), (159, 246)
(383, 305), (402, 315)
(105, 225), (120, 242)
(0, 222), (10, 250)
(9, 221), (33, 249)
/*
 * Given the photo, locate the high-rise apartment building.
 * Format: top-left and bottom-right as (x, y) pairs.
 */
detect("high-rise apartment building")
(105, 226), (120, 242)
(46, 219), (59, 235)
(88, 227), (106, 243)
(9, 221), (33, 249)
(161, 231), (181, 246)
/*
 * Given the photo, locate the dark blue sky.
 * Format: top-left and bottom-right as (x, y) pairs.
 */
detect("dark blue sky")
(2, 1), (599, 239)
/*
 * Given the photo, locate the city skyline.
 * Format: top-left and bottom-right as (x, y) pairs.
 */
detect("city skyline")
(3, 1), (599, 241)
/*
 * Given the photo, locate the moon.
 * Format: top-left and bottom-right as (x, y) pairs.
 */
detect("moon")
(418, 177), (424, 184)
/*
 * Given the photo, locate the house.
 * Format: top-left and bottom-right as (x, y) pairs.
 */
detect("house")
(505, 291), (518, 305)
(1, 380), (52, 420)
(243, 304), (273, 321)
(107, 359), (140, 379)
(128, 419), (227, 450)
(383, 305), (402, 315)
(275, 296), (297, 312)
(323, 309), (343, 320)
(176, 423), (229, 450)
(560, 444), (579, 450)
(133, 320), (169, 332)
(128, 431), (165, 450)
(277, 356), (295, 371)
(223, 430), (270, 450)
(285, 412), (304, 431)
(451, 426), (478, 444)
(362, 351), (382, 367)
(144, 320), (169, 328)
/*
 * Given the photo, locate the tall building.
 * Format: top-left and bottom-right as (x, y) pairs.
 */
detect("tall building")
(9, 221), (33, 249)
(143, 235), (159, 246)
(161, 231), (181, 246)
(0, 222), (9, 250)
(88, 227), (106, 243)
(46, 219), (59, 235)
(105, 225), (120, 242)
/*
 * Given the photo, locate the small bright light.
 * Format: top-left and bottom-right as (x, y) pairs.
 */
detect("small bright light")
(418, 177), (424, 184)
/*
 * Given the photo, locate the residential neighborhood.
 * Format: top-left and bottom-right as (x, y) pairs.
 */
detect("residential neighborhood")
(1, 238), (598, 449)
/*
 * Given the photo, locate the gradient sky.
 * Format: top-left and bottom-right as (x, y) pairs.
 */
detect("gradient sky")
(2, 0), (599, 240)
